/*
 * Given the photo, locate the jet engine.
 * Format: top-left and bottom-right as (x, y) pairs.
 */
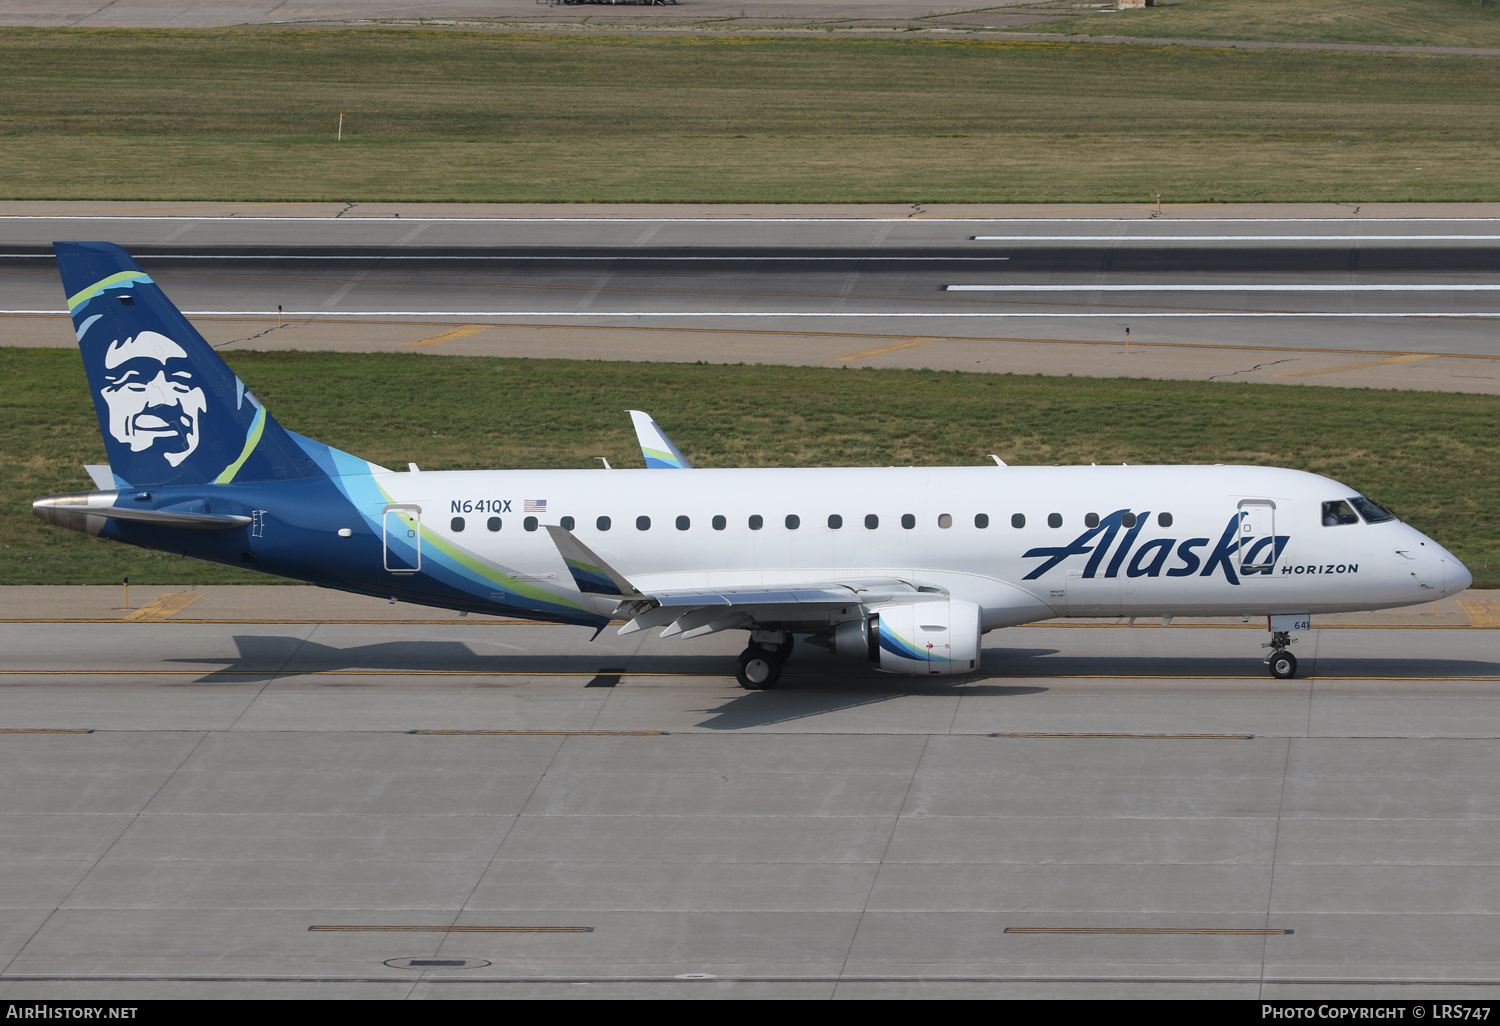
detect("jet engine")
(834, 599), (982, 674)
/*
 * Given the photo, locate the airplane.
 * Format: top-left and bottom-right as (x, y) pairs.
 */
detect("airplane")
(33, 242), (1473, 689)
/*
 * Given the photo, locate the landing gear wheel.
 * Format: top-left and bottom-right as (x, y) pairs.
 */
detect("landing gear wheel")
(1268, 650), (1298, 680)
(736, 648), (782, 690)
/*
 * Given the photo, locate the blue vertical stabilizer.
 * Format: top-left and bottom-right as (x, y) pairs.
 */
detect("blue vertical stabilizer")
(55, 242), (328, 488)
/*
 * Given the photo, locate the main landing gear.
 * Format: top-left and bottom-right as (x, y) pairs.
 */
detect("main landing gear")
(736, 633), (794, 690)
(1264, 631), (1298, 679)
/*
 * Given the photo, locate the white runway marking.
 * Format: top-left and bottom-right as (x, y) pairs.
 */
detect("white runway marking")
(970, 235), (1500, 242)
(6, 309), (1499, 319)
(6, 215), (1500, 223)
(0, 254), (1011, 262)
(947, 284), (1500, 292)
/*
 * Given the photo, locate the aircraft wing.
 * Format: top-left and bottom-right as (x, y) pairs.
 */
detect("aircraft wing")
(628, 410), (693, 469)
(545, 525), (942, 638)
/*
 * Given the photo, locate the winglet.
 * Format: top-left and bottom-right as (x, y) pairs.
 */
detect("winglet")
(545, 525), (640, 598)
(627, 410), (693, 469)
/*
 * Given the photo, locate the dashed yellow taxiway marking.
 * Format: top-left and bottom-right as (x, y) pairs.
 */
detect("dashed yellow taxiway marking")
(123, 594), (203, 621)
(411, 729), (665, 736)
(835, 337), (942, 361)
(310, 925), (593, 933)
(1276, 353), (1435, 378)
(401, 324), (490, 348)
(1460, 599), (1500, 626)
(1005, 927), (1291, 936)
(991, 732), (1253, 740)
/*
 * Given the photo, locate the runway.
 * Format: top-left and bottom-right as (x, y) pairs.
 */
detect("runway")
(5, 204), (1500, 998)
(5, 203), (1500, 392)
(1, 585), (1499, 998)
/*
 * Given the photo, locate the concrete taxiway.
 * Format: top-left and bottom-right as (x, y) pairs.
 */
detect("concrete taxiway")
(5, 202), (1500, 393)
(1, 585), (1499, 998)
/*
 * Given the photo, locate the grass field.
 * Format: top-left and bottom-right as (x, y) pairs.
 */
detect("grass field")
(1, 28), (1499, 202)
(3, 349), (1495, 588)
(1025, 0), (1500, 49)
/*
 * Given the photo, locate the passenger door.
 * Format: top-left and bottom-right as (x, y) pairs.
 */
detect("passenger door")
(1237, 499), (1278, 575)
(383, 504), (422, 574)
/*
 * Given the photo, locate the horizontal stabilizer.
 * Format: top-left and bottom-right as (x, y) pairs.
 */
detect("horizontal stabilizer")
(33, 493), (250, 531)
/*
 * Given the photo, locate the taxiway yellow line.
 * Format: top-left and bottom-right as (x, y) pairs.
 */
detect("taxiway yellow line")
(1276, 353), (1435, 378)
(310, 925), (593, 933)
(835, 337), (942, 361)
(1459, 599), (1500, 626)
(401, 324), (490, 348)
(991, 732), (1253, 740)
(1005, 927), (1291, 936)
(411, 729), (666, 736)
(123, 593), (203, 622)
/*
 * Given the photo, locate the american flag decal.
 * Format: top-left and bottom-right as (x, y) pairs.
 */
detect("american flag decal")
(524, 499), (547, 513)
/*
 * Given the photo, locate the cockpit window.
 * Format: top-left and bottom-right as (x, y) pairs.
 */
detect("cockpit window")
(1322, 500), (1360, 527)
(1349, 495), (1397, 524)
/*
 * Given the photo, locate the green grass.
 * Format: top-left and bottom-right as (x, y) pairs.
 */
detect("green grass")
(1, 27), (1499, 202)
(3, 348), (1496, 587)
(1024, 0), (1500, 49)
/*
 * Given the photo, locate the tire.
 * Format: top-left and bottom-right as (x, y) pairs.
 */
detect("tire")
(1268, 650), (1298, 680)
(736, 650), (781, 690)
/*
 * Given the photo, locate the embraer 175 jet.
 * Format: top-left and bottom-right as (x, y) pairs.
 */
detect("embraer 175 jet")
(34, 243), (1472, 688)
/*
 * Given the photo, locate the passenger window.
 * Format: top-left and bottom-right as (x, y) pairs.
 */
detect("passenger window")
(901, 514), (916, 530)
(1048, 513), (1062, 529)
(749, 515), (763, 531)
(786, 514), (800, 530)
(1121, 512), (1137, 529)
(596, 516), (611, 531)
(1349, 496), (1397, 524)
(1322, 500), (1360, 527)
(975, 513), (989, 529)
(1085, 512), (1099, 529)
(637, 515), (652, 531)
(524, 516), (538, 532)
(1157, 512), (1172, 528)
(1011, 513), (1025, 529)
(450, 516), (465, 532)
(486, 516), (501, 532)
(560, 516), (575, 531)
(865, 514), (879, 530)
(938, 513), (952, 529)
(828, 514), (843, 529)
(712, 515), (726, 531)
(676, 515), (690, 531)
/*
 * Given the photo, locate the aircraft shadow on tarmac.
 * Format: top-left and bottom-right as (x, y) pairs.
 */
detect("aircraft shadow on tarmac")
(162, 636), (1499, 687)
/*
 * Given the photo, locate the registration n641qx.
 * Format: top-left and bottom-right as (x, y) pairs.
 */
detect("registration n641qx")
(34, 242), (1472, 688)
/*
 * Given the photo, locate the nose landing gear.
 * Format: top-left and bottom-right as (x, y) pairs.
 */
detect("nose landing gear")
(1264, 630), (1298, 679)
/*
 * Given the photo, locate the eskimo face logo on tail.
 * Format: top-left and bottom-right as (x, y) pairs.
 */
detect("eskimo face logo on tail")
(99, 331), (207, 468)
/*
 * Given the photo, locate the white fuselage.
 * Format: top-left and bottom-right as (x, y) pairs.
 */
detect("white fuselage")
(374, 464), (1469, 629)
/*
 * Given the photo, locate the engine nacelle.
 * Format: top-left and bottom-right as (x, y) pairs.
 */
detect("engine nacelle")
(833, 600), (982, 675)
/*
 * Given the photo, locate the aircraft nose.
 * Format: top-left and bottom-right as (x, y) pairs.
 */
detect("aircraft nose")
(1448, 555), (1473, 595)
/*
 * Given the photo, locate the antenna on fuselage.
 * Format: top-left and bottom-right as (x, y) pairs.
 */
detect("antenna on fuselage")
(595, 457), (612, 470)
